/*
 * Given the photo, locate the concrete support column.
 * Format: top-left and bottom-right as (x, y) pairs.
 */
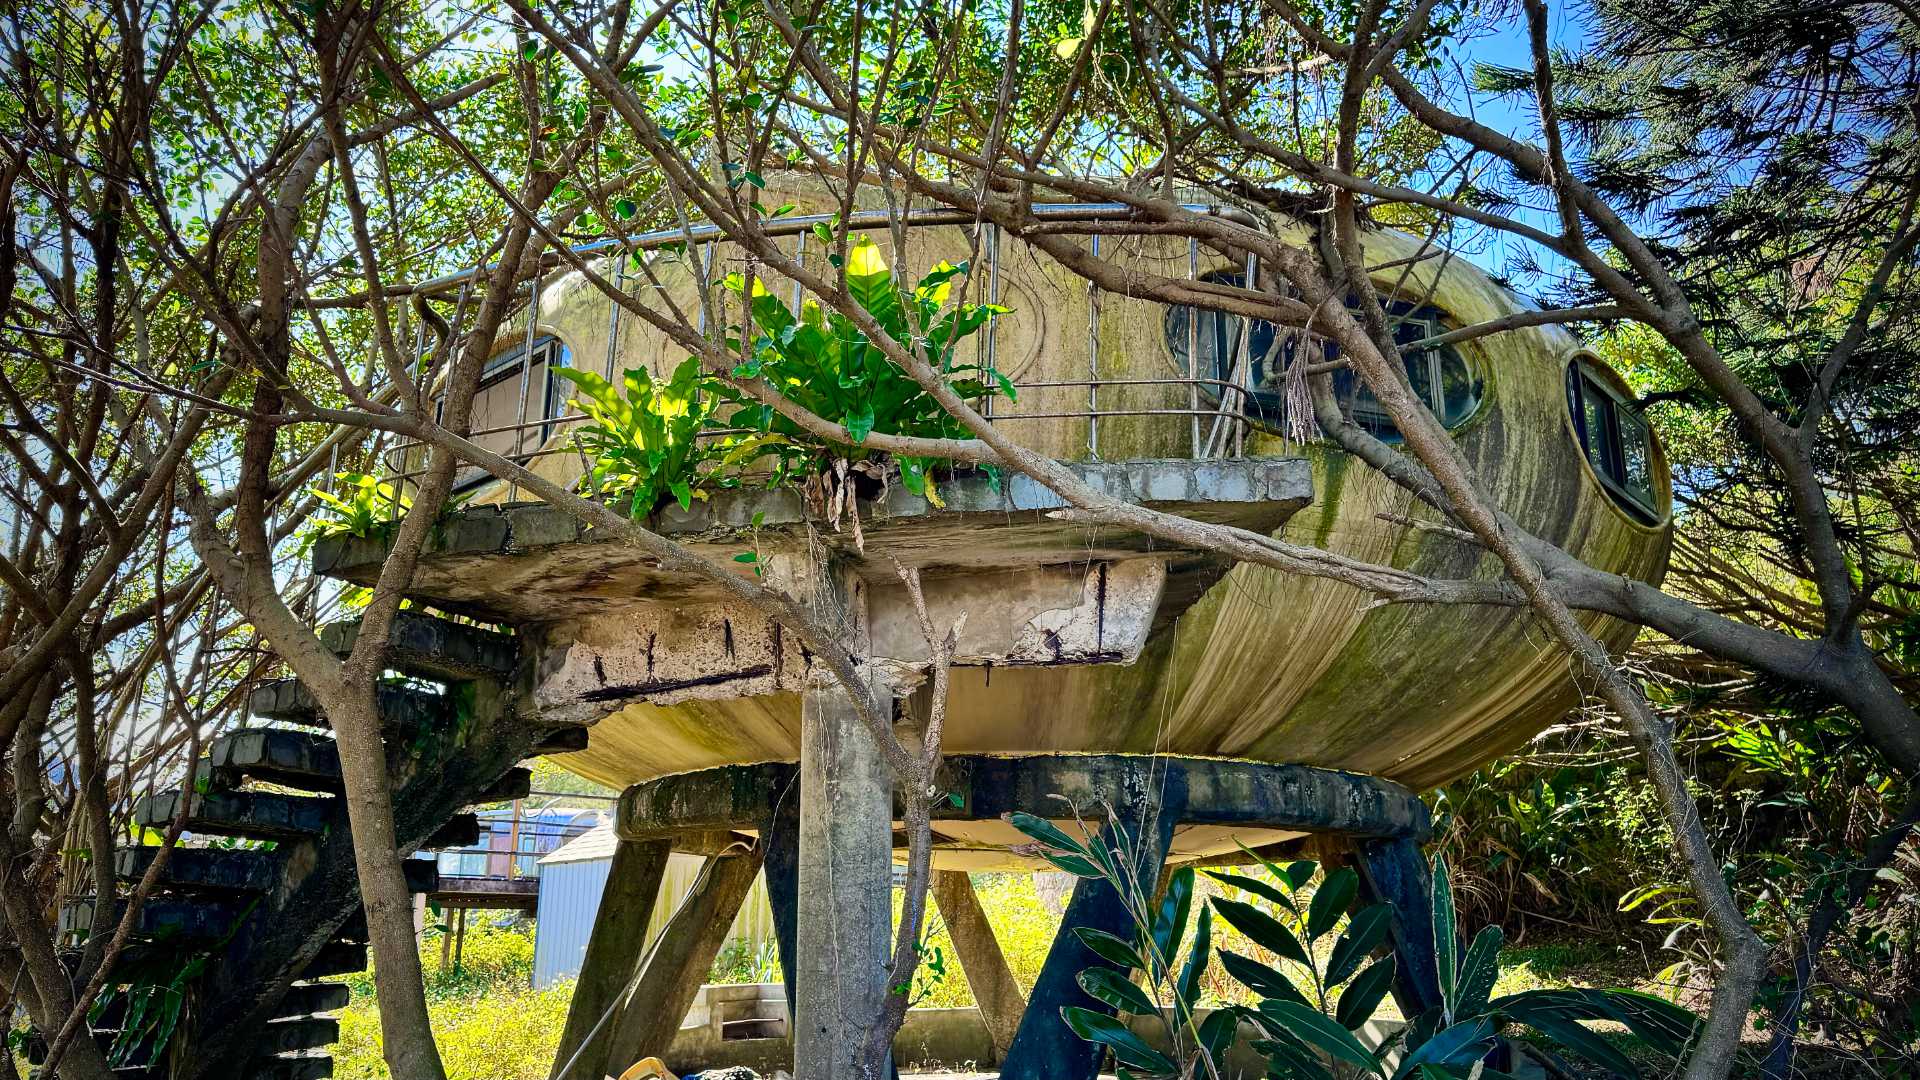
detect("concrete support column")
(1353, 835), (1444, 1017)
(552, 837), (671, 1080)
(930, 870), (1025, 1062)
(794, 674), (895, 1080)
(1001, 771), (1187, 1080)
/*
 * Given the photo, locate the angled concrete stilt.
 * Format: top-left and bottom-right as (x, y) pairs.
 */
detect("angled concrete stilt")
(602, 845), (765, 1074)
(1353, 835), (1444, 1018)
(1000, 772), (1188, 1080)
(930, 870), (1025, 1063)
(552, 837), (672, 1080)
(762, 779), (801, 1021)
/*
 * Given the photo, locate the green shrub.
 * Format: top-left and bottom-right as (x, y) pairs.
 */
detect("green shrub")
(721, 236), (1011, 503)
(553, 357), (732, 517)
(1011, 813), (1701, 1080)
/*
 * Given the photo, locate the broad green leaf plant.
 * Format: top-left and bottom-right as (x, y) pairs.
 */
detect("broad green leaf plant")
(723, 234), (1012, 504)
(553, 357), (731, 516)
(305, 472), (414, 541)
(1009, 816), (1702, 1080)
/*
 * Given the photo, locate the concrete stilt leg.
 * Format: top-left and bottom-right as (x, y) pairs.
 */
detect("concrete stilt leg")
(1000, 784), (1185, 1080)
(930, 870), (1025, 1063)
(762, 776), (801, 1021)
(552, 837), (672, 1080)
(602, 845), (765, 1074)
(794, 677), (895, 1080)
(1353, 835), (1444, 1018)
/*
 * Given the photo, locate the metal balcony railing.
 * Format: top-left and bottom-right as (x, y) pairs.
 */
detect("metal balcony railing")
(361, 201), (1276, 498)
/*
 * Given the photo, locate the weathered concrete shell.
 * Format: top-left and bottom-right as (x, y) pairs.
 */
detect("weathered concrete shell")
(449, 195), (1671, 800)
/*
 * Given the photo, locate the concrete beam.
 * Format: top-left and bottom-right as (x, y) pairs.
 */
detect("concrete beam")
(618, 755), (1429, 845)
(312, 457), (1312, 622)
(533, 560), (1167, 723)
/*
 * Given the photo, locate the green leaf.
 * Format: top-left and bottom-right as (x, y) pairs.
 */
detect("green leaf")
(614, 197), (638, 220)
(1150, 866), (1194, 976)
(1206, 870), (1299, 914)
(1453, 924), (1502, 1019)
(1432, 855), (1457, 1016)
(1074, 927), (1144, 970)
(1335, 956), (1396, 1030)
(1216, 948), (1313, 1008)
(1257, 998), (1384, 1076)
(1392, 1015), (1497, 1079)
(844, 400), (875, 444)
(1077, 968), (1158, 1014)
(1326, 903), (1392, 986)
(1212, 897), (1311, 967)
(1306, 867), (1359, 941)
(1007, 811), (1091, 857)
(1060, 1007), (1177, 1073)
(1197, 1007), (1239, 1063)
(1177, 904), (1212, 1016)
(1042, 851), (1105, 877)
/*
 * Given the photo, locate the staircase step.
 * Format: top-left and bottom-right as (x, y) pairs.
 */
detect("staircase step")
(115, 846), (282, 893)
(301, 942), (367, 978)
(258, 1017), (340, 1054)
(469, 767), (531, 804)
(248, 1052), (335, 1080)
(134, 790), (333, 841)
(277, 982), (351, 1017)
(318, 613), (517, 682)
(426, 813), (480, 850)
(531, 726), (590, 755)
(59, 897), (243, 941)
(198, 729), (343, 793)
(249, 678), (451, 731)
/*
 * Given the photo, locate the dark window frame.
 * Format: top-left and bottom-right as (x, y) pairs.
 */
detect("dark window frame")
(1565, 358), (1661, 524)
(442, 334), (572, 492)
(1163, 277), (1483, 441)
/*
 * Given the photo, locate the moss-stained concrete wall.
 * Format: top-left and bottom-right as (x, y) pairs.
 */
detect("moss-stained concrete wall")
(467, 184), (1669, 794)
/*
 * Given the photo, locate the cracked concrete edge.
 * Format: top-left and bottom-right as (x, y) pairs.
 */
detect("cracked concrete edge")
(312, 457), (1313, 576)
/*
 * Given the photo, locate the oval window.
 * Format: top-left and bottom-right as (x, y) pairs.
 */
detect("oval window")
(1565, 357), (1661, 523)
(1163, 277), (1482, 440)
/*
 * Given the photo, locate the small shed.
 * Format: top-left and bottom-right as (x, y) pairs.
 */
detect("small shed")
(532, 823), (778, 989)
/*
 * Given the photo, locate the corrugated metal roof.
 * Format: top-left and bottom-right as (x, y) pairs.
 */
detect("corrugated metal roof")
(540, 821), (618, 865)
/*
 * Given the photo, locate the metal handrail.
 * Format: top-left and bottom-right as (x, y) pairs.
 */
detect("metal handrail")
(362, 200), (1277, 497)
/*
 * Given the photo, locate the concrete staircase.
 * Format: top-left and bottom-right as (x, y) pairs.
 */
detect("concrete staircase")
(39, 610), (579, 1080)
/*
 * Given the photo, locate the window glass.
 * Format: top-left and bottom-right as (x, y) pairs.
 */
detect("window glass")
(1566, 358), (1660, 522)
(449, 335), (570, 490)
(1162, 279), (1482, 439)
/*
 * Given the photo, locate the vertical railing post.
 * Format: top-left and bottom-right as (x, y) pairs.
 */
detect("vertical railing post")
(1187, 238), (1200, 457)
(1238, 250), (1256, 458)
(1087, 233), (1101, 459)
(985, 223), (1000, 423)
(792, 231), (807, 314)
(508, 272), (542, 503)
(604, 250), (625, 383)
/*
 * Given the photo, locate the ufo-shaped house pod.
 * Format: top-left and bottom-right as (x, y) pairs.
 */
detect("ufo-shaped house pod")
(372, 190), (1669, 867)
